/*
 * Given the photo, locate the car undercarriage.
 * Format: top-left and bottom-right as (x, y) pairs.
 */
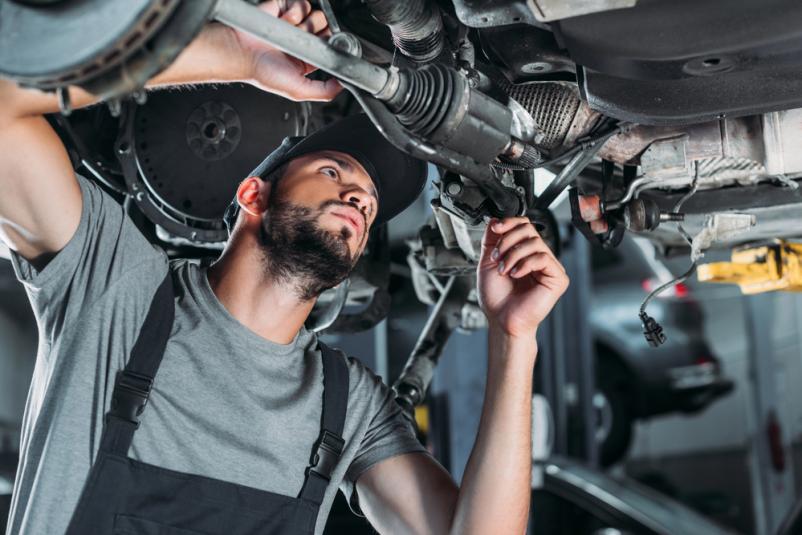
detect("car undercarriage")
(1, 0), (798, 428)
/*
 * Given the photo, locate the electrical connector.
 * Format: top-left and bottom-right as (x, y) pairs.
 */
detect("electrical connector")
(639, 311), (666, 347)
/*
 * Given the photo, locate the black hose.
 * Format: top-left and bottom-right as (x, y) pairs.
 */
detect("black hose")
(364, 0), (445, 63)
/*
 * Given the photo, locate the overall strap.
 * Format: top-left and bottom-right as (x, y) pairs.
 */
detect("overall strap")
(298, 342), (349, 505)
(99, 269), (176, 456)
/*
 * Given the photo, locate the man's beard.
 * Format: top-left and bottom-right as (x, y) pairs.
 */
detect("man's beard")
(258, 194), (360, 301)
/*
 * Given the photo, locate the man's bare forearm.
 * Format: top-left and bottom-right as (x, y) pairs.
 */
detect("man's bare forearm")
(0, 25), (249, 121)
(449, 325), (537, 534)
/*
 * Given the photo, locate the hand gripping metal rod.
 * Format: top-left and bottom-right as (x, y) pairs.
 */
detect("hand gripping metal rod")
(212, 0), (394, 97)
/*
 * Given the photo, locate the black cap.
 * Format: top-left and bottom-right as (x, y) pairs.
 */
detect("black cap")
(223, 114), (428, 233)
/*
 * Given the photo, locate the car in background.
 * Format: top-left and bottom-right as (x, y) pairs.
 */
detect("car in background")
(531, 456), (739, 535)
(590, 236), (733, 466)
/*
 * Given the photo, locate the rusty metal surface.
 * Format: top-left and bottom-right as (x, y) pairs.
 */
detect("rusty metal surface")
(763, 109), (802, 175)
(599, 116), (764, 164)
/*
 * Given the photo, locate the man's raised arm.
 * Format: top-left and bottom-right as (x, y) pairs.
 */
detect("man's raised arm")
(357, 216), (568, 534)
(0, 0), (338, 268)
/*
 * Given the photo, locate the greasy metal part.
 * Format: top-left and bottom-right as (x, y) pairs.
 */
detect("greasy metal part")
(698, 241), (802, 294)
(501, 139), (544, 168)
(577, 193), (682, 233)
(603, 176), (652, 211)
(639, 135), (690, 177)
(328, 32), (362, 58)
(393, 276), (461, 415)
(598, 116), (765, 166)
(529, 0), (637, 22)
(596, 110), (802, 217)
(134, 84), (307, 232)
(451, 0), (541, 28)
(318, 0), (394, 64)
(536, 141), (605, 209)
(364, 0), (445, 63)
(217, 1), (520, 199)
(691, 213), (757, 262)
(508, 98), (540, 144)
(659, 212), (685, 223)
(762, 109), (802, 175)
(213, 0), (392, 96)
(388, 64), (514, 164)
(500, 81), (590, 151)
(347, 85), (523, 217)
(1, 0), (214, 101)
(621, 199), (661, 232)
(317, 0), (341, 33)
(0, 0), (181, 88)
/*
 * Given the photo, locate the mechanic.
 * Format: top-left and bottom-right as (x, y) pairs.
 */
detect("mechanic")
(0, 1), (568, 534)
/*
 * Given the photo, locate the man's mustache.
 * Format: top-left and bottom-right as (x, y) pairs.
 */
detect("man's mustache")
(318, 199), (367, 232)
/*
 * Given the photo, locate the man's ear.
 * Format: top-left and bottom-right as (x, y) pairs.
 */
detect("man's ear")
(237, 176), (272, 221)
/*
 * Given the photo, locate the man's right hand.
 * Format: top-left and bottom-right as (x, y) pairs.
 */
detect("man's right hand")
(221, 0), (342, 102)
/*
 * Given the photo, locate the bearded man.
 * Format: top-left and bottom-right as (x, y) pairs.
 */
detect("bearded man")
(0, 1), (568, 533)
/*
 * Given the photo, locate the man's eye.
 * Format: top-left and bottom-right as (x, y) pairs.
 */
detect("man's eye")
(321, 167), (338, 179)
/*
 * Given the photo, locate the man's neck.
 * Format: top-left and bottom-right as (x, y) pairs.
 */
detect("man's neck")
(206, 239), (315, 345)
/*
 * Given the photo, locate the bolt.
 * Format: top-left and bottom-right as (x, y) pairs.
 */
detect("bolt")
(445, 181), (464, 197)
(660, 212), (685, 222)
(521, 62), (552, 74)
(328, 32), (362, 58)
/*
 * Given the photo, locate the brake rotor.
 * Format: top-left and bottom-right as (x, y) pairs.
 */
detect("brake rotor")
(0, 0), (214, 98)
(133, 84), (308, 225)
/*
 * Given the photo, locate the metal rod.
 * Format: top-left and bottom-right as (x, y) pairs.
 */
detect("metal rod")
(393, 276), (459, 415)
(536, 142), (604, 209)
(212, 0), (391, 96)
(603, 176), (651, 211)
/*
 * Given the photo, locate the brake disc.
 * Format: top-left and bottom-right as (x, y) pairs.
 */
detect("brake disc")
(0, 0), (214, 99)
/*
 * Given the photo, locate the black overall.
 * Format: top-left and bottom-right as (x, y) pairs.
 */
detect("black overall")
(66, 272), (349, 534)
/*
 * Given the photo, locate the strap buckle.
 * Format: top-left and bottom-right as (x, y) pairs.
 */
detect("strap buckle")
(308, 430), (345, 481)
(109, 370), (153, 427)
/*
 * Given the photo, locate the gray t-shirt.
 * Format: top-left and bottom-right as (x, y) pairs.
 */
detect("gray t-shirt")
(6, 174), (426, 535)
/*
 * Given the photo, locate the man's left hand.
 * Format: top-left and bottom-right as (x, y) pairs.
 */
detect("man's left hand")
(477, 217), (569, 338)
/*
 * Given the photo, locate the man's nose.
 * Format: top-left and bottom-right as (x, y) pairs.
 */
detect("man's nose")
(340, 186), (371, 215)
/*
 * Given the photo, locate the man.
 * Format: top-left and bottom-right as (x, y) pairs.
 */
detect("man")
(0, 1), (568, 533)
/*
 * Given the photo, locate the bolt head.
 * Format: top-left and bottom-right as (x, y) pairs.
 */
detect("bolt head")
(521, 62), (552, 74)
(445, 182), (463, 196)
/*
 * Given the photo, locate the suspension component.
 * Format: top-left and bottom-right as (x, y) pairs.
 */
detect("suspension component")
(386, 63), (513, 164)
(364, 0), (445, 63)
(573, 194), (684, 233)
